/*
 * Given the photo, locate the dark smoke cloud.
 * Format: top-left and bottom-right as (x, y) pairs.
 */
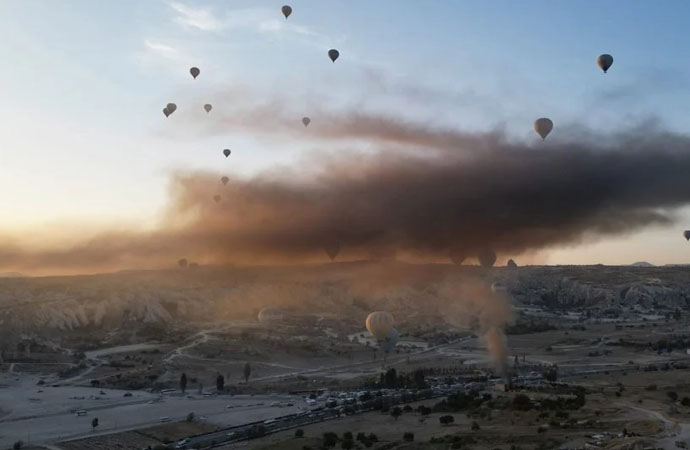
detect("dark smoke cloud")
(4, 109), (690, 274)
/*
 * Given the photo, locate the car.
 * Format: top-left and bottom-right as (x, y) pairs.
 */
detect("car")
(123, 392), (132, 397)
(270, 401), (280, 407)
(286, 402), (294, 407)
(226, 432), (236, 438)
(175, 439), (189, 448)
(75, 410), (87, 416)
(264, 419), (277, 425)
(160, 417), (171, 422)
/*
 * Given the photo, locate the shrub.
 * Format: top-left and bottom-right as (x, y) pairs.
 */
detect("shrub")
(645, 384), (657, 391)
(341, 439), (354, 450)
(295, 429), (304, 438)
(343, 431), (353, 441)
(513, 394), (533, 411)
(13, 441), (23, 450)
(439, 415), (455, 425)
(472, 421), (480, 430)
(404, 404), (413, 412)
(668, 391), (679, 401)
(681, 397), (690, 407)
(537, 426), (547, 433)
(323, 432), (338, 448)
(403, 432), (414, 442)
(368, 433), (378, 442)
(356, 432), (367, 442)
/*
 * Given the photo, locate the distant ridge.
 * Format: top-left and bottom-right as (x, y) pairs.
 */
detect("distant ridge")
(0, 272), (27, 278)
(631, 261), (654, 267)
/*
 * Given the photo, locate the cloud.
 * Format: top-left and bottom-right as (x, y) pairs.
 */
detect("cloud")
(168, 2), (223, 32)
(143, 40), (180, 60)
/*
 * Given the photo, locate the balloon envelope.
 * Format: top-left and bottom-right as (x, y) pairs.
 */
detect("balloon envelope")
(478, 250), (497, 269)
(166, 103), (177, 113)
(324, 241), (340, 261)
(190, 67), (200, 79)
(221, 176), (229, 185)
(258, 307), (284, 324)
(213, 195), (221, 203)
(328, 49), (340, 62)
(281, 5), (292, 18)
(366, 311), (395, 341)
(597, 54), (613, 73)
(684, 230), (690, 241)
(534, 118), (553, 140)
(302, 117), (311, 127)
(163, 108), (170, 118)
(178, 258), (188, 269)
(204, 104), (212, 113)
(506, 259), (518, 269)
(223, 149), (231, 157)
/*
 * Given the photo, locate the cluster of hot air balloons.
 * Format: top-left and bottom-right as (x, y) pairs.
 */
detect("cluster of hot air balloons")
(162, 6), (341, 207)
(533, 54), (614, 141)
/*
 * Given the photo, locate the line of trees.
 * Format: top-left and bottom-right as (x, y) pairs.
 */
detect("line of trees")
(178, 362), (252, 395)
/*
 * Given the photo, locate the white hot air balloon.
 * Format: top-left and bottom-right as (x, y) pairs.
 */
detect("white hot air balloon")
(366, 311), (395, 341)
(534, 118), (553, 140)
(258, 307), (284, 324)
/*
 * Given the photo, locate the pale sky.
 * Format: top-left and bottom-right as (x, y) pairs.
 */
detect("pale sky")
(1, 0), (690, 266)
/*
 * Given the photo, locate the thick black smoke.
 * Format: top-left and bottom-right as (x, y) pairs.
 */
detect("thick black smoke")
(3, 112), (690, 274)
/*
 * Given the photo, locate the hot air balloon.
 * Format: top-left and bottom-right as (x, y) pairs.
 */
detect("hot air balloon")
(178, 258), (188, 269)
(166, 103), (177, 114)
(163, 107), (170, 118)
(281, 5), (292, 19)
(221, 176), (229, 186)
(223, 149), (231, 157)
(534, 118), (553, 140)
(366, 311), (395, 341)
(684, 230), (690, 241)
(204, 104), (212, 113)
(258, 307), (284, 324)
(324, 241), (340, 261)
(491, 282), (507, 293)
(597, 54), (613, 73)
(478, 250), (497, 269)
(302, 117), (311, 127)
(380, 328), (399, 354)
(213, 195), (221, 203)
(506, 259), (518, 269)
(190, 67), (200, 79)
(328, 49), (340, 62)
(449, 244), (467, 265)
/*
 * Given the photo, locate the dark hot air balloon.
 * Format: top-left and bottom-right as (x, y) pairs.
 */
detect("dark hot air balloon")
(328, 49), (340, 62)
(597, 54), (614, 73)
(190, 67), (200, 79)
(223, 149), (231, 157)
(281, 5), (292, 19)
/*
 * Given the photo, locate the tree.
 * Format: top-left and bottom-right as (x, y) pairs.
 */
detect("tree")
(403, 432), (414, 442)
(413, 369), (427, 388)
(216, 373), (225, 392)
(322, 432), (338, 448)
(295, 429), (304, 438)
(342, 439), (354, 450)
(472, 421), (480, 431)
(343, 432), (353, 441)
(668, 391), (679, 401)
(403, 404), (413, 413)
(13, 441), (23, 450)
(243, 362), (251, 383)
(513, 394), (533, 411)
(186, 412), (195, 422)
(439, 415), (455, 425)
(391, 406), (402, 420)
(91, 417), (99, 432)
(384, 368), (397, 388)
(180, 373), (187, 393)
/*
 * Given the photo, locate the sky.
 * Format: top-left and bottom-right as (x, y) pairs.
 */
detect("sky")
(1, 0), (690, 269)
